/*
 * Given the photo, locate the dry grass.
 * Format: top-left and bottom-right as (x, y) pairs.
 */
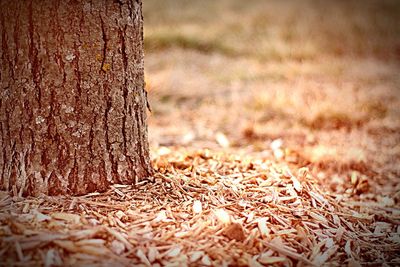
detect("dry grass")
(1, 0), (400, 266)
(143, 0), (400, 60)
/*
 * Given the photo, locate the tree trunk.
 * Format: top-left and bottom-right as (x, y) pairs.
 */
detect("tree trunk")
(0, 0), (152, 196)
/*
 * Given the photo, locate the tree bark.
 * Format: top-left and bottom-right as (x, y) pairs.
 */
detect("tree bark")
(0, 0), (152, 196)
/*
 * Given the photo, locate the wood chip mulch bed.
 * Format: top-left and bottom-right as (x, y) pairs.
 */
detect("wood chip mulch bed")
(0, 148), (399, 266)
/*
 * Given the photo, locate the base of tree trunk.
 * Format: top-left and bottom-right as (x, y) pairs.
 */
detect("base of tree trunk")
(0, 0), (153, 196)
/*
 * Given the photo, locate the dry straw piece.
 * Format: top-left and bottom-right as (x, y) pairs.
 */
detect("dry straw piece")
(0, 148), (399, 266)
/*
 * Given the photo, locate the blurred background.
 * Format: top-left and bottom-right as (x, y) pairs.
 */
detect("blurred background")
(143, 0), (400, 195)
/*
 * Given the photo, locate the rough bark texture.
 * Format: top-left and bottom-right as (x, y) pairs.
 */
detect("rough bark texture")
(0, 0), (152, 196)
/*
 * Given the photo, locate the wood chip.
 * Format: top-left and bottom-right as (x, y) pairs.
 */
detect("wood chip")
(258, 255), (287, 264)
(148, 247), (158, 263)
(201, 255), (212, 266)
(110, 240), (125, 255)
(166, 246), (181, 258)
(215, 209), (231, 224)
(190, 251), (204, 263)
(105, 227), (133, 251)
(257, 218), (270, 237)
(0, 148), (397, 266)
(193, 200), (202, 214)
(137, 249), (152, 266)
(51, 212), (80, 224)
(223, 222), (246, 241)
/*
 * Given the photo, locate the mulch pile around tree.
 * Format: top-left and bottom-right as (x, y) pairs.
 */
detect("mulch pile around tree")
(1, 148), (399, 266)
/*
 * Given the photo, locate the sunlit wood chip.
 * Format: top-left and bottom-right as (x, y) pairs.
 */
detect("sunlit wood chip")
(201, 255), (212, 266)
(309, 192), (329, 207)
(182, 132), (195, 144)
(333, 214), (340, 226)
(71, 228), (101, 239)
(115, 210), (125, 220)
(380, 196), (395, 207)
(154, 210), (168, 222)
(258, 255), (286, 264)
(190, 251), (204, 262)
(351, 172), (358, 185)
(174, 231), (189, 238)
(44, 249), (61, 267)
(34, 211), (51, 222)
(216, 132), (230, 148)
(374, 222), (390, 235)
(248, 257), (263, 267)
(270, 139), (283, 150)
(76, 239), (106, 247)
(291, 176), (302, 192)
(312, 245), (338, 265)
(351, 212), (373, 220)
(309, 212), (328, 224)
(110, 240), (125, 255)
(22, 203), (30, 213)
(335, 226), (345, 242)
(166, 246), (181, 258)
(158, 146), (171, 156)
(51, 212), (80, 224)
(257, 218), (270, 237)
(276, 229), (296, 235)
(325, 238), (334, 248)
(273, 149), (284, 160)
(344, 240), (352, 256)
(193, 200), (202, 214)
(53, 240), (78, 253)
(179, 212), (189, 219)
(105, 227), (133, 251)
(137, 249), (151, 266)
(215, 209), (231, 224)
(148, 247), (158, 263)
(246, 212), (255, 223)
(388, 234), (400, 244)
(77, 245), (109, 256)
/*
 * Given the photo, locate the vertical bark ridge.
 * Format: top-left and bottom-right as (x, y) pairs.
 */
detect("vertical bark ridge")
(28, 0), (42, 108)
(99, 14), (108, 73)
(12, 3), (20, 69)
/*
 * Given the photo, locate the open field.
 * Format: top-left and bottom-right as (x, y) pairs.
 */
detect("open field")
(144, 0), (400, 196)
